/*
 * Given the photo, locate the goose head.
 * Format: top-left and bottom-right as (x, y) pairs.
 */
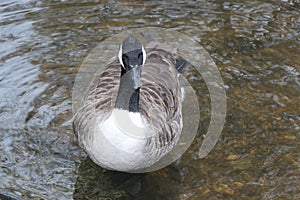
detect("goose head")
(115, 37), (146, 112)
(118, 36), (146, 74)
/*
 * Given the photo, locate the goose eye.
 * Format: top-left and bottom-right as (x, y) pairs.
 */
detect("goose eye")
(138, 52), (143, 65)
(122, 54), (129, 68)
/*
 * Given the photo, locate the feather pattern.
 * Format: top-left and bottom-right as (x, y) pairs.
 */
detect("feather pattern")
(73, 40), (183, 171)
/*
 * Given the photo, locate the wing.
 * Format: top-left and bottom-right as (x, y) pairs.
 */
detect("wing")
(140, 41), (183, 154)
(73, 59), (120, 150)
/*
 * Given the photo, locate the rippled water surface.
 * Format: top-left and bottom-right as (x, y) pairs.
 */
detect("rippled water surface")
(0, 0), (299, 199)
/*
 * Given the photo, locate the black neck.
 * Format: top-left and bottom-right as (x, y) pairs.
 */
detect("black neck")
(115, 72), (140, 112)
(128, 89), (140, 112)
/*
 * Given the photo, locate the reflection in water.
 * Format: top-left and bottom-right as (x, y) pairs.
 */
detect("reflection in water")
(0, 0), (48, 129)
(0, 0), (299, 199)
(74, 157), (180, 200)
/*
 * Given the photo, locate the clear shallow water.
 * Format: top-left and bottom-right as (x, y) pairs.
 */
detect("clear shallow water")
(0, 0), (299, 199)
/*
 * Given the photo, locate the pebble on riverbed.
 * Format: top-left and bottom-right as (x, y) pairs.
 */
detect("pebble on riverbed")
(213, 183), (235, 195)
(226, 154), (240, 161)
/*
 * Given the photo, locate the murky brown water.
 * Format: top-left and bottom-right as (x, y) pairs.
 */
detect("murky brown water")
(1, 0), (299, 199)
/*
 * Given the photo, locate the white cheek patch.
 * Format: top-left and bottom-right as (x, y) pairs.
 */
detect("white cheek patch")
(142, 45), (146, 65)
(118, 44), (125, 69)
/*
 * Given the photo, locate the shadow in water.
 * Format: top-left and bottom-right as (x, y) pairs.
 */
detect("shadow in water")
(73, 157), (180, 200)
(0, 193), (23, 200)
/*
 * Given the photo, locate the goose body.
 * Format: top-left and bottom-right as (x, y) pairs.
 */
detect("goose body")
(73, 36), (184, 172)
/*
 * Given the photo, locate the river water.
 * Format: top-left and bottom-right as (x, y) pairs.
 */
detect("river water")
(0, 0), (299, 199)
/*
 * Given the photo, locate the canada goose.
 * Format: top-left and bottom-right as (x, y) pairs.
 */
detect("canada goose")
(73, 36), (185, 172)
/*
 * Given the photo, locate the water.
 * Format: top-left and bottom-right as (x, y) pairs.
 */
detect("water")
(0, 0), (299, 199)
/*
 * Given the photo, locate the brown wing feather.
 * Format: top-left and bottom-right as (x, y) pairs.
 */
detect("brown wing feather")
(140, 41), (182, 154)
(73, 60), (120, 150)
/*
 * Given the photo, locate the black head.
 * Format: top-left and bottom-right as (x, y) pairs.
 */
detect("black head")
(118, 36), (146, 74)
(115, 37), (145, 112)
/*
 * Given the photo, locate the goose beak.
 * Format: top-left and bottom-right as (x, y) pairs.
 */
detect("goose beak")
(130, 65), (141, 90)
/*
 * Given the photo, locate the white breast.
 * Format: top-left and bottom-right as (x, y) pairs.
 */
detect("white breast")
(89, 109), (153, 171)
